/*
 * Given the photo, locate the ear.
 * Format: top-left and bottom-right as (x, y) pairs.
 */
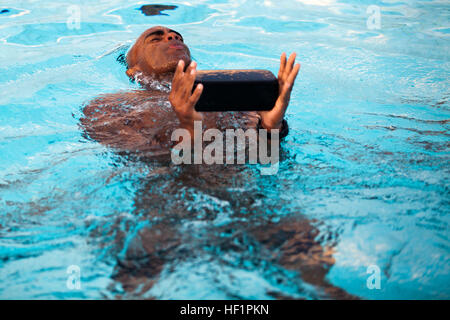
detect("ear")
(126, 66), (141, 79)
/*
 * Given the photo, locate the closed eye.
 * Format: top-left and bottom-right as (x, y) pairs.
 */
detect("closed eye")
(145, 36), (162, 44)
(145, 30), (164, 43)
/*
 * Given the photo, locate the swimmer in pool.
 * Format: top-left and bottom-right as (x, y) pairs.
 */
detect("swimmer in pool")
(81, 26), (355, 299)
(80, 26), (300, 153)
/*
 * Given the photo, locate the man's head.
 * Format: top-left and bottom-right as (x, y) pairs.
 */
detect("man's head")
(126, 26), (191, 79)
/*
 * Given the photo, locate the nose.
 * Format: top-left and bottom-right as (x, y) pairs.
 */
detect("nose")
(166, 31), (182, 42)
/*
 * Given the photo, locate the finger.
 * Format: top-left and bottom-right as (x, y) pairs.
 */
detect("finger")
(278, 52), (287, 79)
(285, 63), (301, 90)
(176, 63), (195, 100)
(284, 52), (297, 77)
(172, 60), (185, 88)
(181, 63), (198, 99)
(185, 61), (197, 78)
(188, 83), (203, 107)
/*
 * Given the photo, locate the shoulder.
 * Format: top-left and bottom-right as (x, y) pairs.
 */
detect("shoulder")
(82, 90), (161, 115)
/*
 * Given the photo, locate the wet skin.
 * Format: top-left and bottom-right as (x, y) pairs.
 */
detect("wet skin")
(81, 26), (356, 299)
(81, 26), (300, 151)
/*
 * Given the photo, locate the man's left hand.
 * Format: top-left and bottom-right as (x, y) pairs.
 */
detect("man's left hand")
(259, 52), (300, 130)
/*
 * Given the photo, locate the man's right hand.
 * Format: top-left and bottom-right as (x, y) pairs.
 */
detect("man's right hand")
(169, 60), (203, 133)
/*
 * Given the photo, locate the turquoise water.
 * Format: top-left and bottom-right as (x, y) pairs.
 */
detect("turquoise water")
(0, 0), (449, 299)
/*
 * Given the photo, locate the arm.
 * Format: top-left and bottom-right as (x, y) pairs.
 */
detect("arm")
(168, 57), (300, 140)
(80, 91), (173, 152)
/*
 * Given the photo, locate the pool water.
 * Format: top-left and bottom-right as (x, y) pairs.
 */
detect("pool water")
(0, 0), (449, 299)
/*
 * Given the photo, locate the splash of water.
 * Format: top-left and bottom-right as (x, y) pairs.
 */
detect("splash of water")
(133, 71), (172, 93)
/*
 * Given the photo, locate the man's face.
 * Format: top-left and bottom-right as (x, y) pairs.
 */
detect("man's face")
(128, 26), (191, 77)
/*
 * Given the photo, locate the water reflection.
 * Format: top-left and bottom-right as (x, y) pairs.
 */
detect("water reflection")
(138, 5), (178, 17)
